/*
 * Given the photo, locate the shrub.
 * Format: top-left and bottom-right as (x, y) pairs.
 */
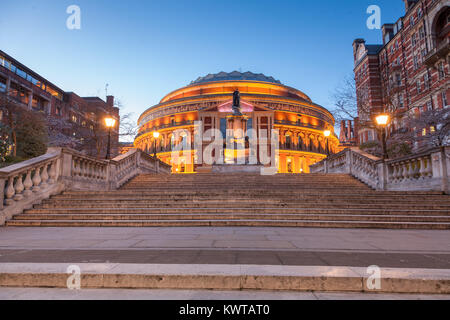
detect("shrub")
(15, 111), (48, 159)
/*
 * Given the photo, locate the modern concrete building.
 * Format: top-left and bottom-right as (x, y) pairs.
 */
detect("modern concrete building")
(0, 50), (120, 158)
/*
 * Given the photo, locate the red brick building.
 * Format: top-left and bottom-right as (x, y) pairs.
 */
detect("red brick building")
(351, 0), (449, 147)
(0, 50), (120, 158)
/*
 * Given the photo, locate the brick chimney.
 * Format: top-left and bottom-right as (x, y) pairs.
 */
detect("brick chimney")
(403, 0), (418, 12)
(352, 39), (365, 62)
(106, 95), (114, 108)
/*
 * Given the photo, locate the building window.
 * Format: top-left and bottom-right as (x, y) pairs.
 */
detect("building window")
(438, 62), (445, 79)
(422, 128), (427, 136)
(71, 115), (78, 123)
(427, 100), (433, 111)
(419, 26), (425, 39)
(56, 106), (62, 116)
(412, 34), (417, 47)
(410, 16), (415, 26)
(443, 92), (448, 107)
(413, 56), (419, 70)
(396, 74), (402, 86)
(418, 8), (423, 19)
(399, 94), (404, 108)
(416, 80), (421, 94)
(424, 73), (430, 90)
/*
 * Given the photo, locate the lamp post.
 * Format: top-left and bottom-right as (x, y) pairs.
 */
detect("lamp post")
(323, 130), (331, 156)
(375, 114), (390, 161)
(104, 117), (116, 160)
(152, 131), (160, 158)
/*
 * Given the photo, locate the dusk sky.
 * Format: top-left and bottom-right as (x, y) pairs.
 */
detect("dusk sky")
(2, 0), (406, 133)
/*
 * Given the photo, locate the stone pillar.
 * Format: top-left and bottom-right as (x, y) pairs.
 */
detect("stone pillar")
(155, 159), (160, 174)
(6, 78), (11, 94)
(28, 91), (33, 110)
(294, 155), (300, 174)
(346, 149), (352, 175)
(279, 154), (286, 173)
(59, 150), (73, 186)
(377, 162), (387, 190)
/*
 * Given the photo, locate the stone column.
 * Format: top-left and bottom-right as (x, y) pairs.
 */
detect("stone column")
(6, 78), (11, 94)
(28, 91), (33, 110)
(279, 154), (286, 173)
(377, 162), (387, 190)
(294, 155), (300, 174)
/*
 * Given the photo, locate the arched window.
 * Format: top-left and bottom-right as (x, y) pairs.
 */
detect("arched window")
(285, 133), (292, 149)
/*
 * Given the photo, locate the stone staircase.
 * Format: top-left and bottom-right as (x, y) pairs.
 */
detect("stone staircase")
(6, 173), (450, 229)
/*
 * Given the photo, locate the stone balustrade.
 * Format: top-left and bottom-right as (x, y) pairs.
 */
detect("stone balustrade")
(0, 147), (170, 225)
(310, 146), (450, 193)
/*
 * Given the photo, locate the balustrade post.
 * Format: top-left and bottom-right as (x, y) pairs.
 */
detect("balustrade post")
(106, 161), (116, 190)
(377, 162), (387, 190)
(60, 150), (73, 181)
(14, 174), (24, 200)
(5, 176), (15, 205)
(23, 170), (33, 196)
(346, 149), (352, 175)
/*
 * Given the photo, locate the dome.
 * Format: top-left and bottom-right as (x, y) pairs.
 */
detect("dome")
(190, 71), (282, 85)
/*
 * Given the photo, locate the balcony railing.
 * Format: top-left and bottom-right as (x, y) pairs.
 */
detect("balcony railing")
(424, 38), (450, 66)
(279, 142), (330, 156)
(274, 120), (324, 131)
(136, 121), (195, 138)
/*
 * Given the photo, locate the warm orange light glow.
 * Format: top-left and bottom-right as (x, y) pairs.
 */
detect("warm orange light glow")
(105, 117), (116, 128)
(376, 114), (390, 126)
(153, 131), (160, 139)
(323, 130), (331, 137)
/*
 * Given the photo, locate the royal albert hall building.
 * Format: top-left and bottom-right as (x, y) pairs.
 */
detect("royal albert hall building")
(134, 72), (340, 174)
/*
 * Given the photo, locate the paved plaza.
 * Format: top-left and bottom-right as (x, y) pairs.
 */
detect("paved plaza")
(0, 227), (449, 267)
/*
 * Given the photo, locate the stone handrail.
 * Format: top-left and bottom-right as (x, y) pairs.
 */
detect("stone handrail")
(310, 146), (449, 193)
(0, 147), (171, 225)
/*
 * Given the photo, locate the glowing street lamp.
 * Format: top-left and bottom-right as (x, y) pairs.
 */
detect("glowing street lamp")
(323, 130), (331, 156)
(375, 114), (390, 160)
(104, 117), (116, 160)
(375, 114), (390, 126)
(152, 131), (160, 158)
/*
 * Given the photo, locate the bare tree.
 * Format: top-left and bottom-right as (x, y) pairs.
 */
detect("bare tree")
(46, 115), (82, 149)
(331, 76), (372, 124)
(114, 99), (137, 143)
(392, 107), (450, 150)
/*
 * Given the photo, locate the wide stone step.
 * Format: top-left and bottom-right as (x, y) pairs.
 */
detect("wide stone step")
(58, 191), (448, 198)
(14, 213), (450, 223)
(35, 201), (450, 210)
(6, 219), (450, 229)
(23, 207), (450, 215)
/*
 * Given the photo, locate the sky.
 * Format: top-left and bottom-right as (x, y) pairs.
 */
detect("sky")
(1, 0), (406, 136)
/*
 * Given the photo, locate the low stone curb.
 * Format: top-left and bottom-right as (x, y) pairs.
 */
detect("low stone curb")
(0, 263), (449, 294)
